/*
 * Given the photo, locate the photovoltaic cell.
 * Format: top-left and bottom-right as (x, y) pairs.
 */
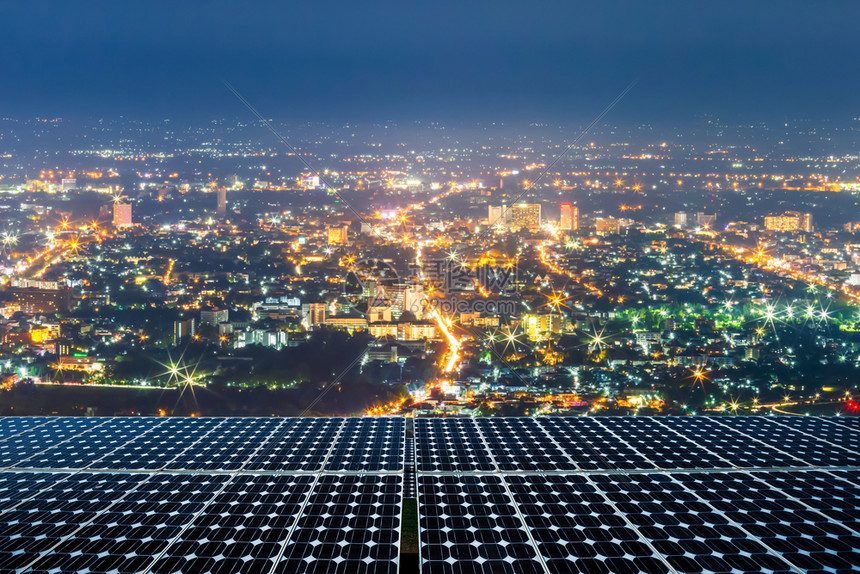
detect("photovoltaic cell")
(506, 474), (670, 574)
(415, 419), (494, 473)
(148, 474), (314, 574)
(476, 418), (578, 472)
(714, 416), (860, 467)
(676, 471), (860, 572)
(418, 474), (544, 574)
(275, 474), (402, 574)
(324, 418), (405, 472)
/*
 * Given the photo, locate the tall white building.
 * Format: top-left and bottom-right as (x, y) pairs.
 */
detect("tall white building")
(216, 188), (227, 218)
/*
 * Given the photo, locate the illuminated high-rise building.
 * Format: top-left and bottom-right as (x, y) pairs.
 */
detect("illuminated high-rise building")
(328, 225), (349, 245)
(674, 211), (688, 227)
(510, 203), (541, 231)
(488, 204), (509, 227)
(113, 202), (132, 228)
(559, 203), (578, 231)
(764, 211), (813, 233)
(216, 188), (227, 218)
(173, 318), (196, 345)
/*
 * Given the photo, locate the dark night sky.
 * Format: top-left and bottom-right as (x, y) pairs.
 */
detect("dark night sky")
(2, 0), (857, 122)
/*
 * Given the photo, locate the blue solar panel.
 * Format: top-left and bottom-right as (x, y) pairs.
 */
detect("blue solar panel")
(507, 474), (671, 574)
(91, 417), (224, 471)
(676, 471), (860, 572)
(16, 417), (163, 470)
(537, 417), (656, 470)
(0, 417), (53, 440)
(418, 474), (544, 573)
(0, 414), (856, 574)
(0, 417), (105, 469)
(274, 474), (402, 573)
(477, 418), (578, 472)
(149, 473), (315, 574)
(657, 416), (807, 468)
(715, 416), (860, 467)
(325, 418), (405, 472)
(244, 418), (342, 472)
(415, 419), (494, 472)
(0, 472), (151, 572)
(591, 472), (796, 573)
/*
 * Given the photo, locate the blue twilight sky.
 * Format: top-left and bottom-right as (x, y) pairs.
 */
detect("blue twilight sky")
(1, 0), (857, 122)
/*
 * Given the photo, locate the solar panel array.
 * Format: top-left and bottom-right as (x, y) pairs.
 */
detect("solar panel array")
(0, 415), (857, 573)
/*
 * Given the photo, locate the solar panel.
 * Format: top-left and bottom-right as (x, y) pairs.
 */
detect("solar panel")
(418, 474), (544, 573)
(325, 418), (405, 472)
(149, 474), (315, 574)
(415, 419), (494, 473)
(828, 416), (860, 432)
(25, 473), (230, 574)
(91, 417), (225, 471)
(714, 416), (860, 467)
(0, 472), (150, 572)
(676, 471), (860, 572)
(274, 474), (402, 573)
(537, 417), (656, 470)
(244, 418), (342, 472)
(0, 417), (105, 469)
(590, 472), (796, 573)
(769, 415), (860, 453)
(506, 474), (671, 574)
(596, 417), (731, 469)
(0, 414), (857, 574)
(476, 418), (578, 472)
(656, 416), (807, 468)
(0, 417), (53, 440)
(0, 470), (70, 513)
(165, 417), (284, 471)
(16, 417), (163, 470)
(750, 469), (860, 533)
